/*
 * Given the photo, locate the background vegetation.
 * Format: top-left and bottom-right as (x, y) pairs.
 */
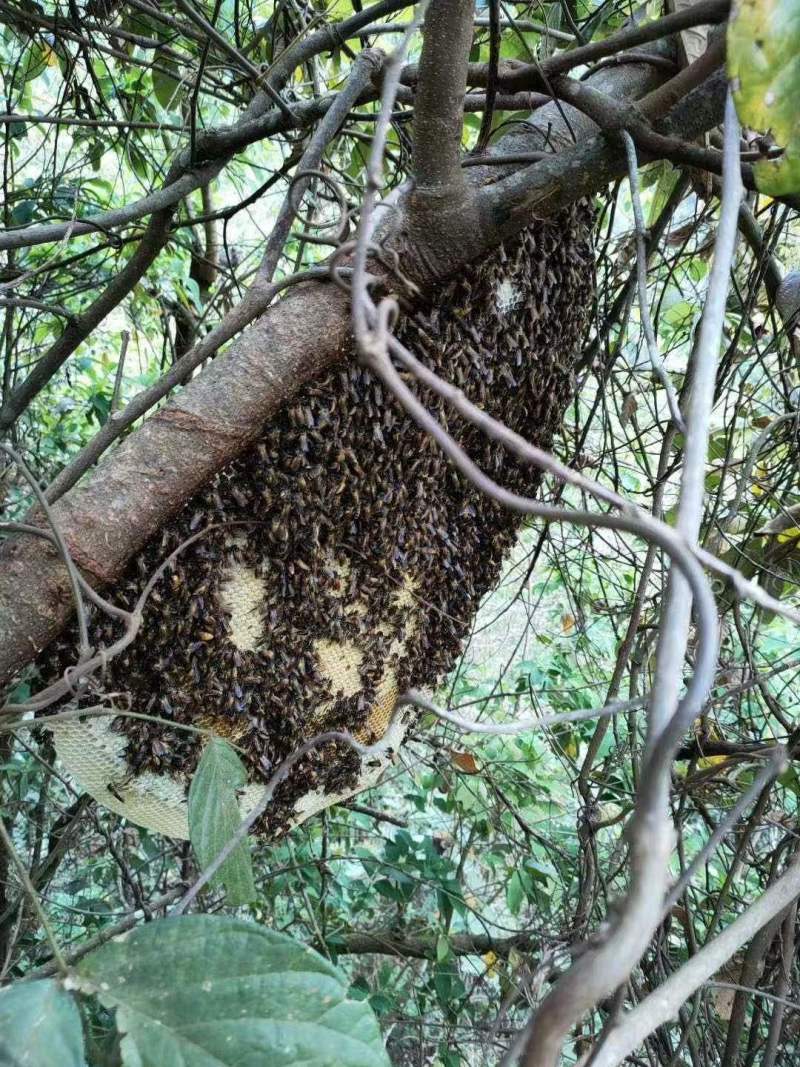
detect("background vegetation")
(0, 0), (799, 1064)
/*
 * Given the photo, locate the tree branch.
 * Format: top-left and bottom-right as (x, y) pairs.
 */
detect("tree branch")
(315, 928), (540, 959)
(479, 64), (727, 242)
(589, 852), (800, 1067)
(412, 0), (475, 194)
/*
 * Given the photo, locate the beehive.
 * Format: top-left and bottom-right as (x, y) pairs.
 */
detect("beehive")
(44, 202), (595, 838)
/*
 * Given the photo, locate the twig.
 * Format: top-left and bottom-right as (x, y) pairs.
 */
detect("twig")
(663, 746), (787, 915)
(474, 0), (500, 154)
(621, 129), (686, 432)
(401, 689), (647, 735)
(0, 445), (90, 660)
(589, 851), (800, 1067)
(109, 331), (130, 418)
(0, 816), (68, 976)
(345, 802), (408, 828)
(256, 48), (384, 284)
(23, 887), (184, 981)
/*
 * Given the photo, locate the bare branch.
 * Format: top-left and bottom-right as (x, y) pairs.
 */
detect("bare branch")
(589, 852), (800, 1067)
(314, 928), (540, 959)
(621, 129), (686, 433)
(518, 88), (742, 1067)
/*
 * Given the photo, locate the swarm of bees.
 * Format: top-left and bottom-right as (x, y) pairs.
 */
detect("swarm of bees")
(44, 202), (595, 838)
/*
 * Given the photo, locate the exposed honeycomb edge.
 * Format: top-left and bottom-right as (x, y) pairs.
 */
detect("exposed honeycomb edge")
(47, 706), (410, 840)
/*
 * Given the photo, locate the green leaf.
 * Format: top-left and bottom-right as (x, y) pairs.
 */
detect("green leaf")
(11, 200), (35, 226)
(128, 144), (151, 183)
(436, 933), (451, 963)
(77, 915), (391, 1067)
(506, 871), (524, 915)
(88, 391), (111, 424)
(728, 0), (800, 194)
(644, 161), (680, 228)
(0, 979), (87, 1067)
(188, 738), (256, 906)
(778, 766), (800, 796)
(153, 60), (181, 111)
(524, 857), (554, 884)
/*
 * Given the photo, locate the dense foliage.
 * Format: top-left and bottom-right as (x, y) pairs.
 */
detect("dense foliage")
(0, 0), (799, 1065)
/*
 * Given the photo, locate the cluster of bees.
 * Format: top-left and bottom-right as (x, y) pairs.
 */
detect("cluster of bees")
(44, 201), (595, 837)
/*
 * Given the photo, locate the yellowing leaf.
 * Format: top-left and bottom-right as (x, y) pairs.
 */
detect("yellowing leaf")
(482, 950), (499, 977)
(713, 983), (736, 1020)
(562, 736), (579, 759)
(728, 0), (800, 195)
(697, 754), (730, 769)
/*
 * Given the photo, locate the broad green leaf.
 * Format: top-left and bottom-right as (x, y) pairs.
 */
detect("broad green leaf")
(188, 738), (256, 906)
(524, 857), (555, 884)
(0, 979), (87, 1067)
(779, 766), (800, 796)
(76, 915), (391, 1067)
(728, 0), (800, 194)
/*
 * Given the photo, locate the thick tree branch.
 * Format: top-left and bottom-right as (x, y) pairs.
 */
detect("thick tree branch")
(479, 64), (727, 242)
(412, 0), (475, 194)
(315, 928), (540, 959)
